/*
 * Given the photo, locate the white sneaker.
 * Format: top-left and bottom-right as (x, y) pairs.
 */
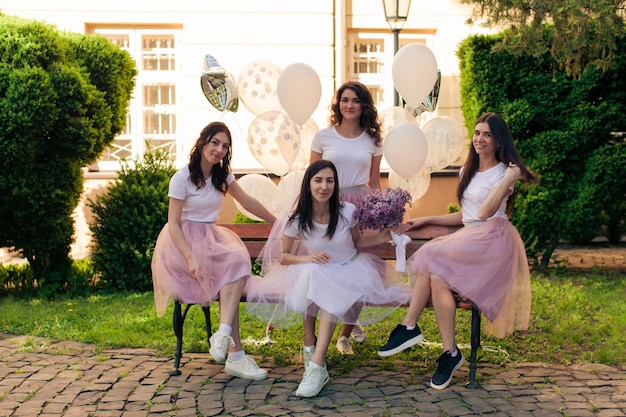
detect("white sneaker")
(225, 355), (268, 380)
(209, 331), (233, 364)
(336, 336), (354, 355)
(350, 324), (367, 343)
(295, 361), (329, 397)
(302, 345), (316, 370)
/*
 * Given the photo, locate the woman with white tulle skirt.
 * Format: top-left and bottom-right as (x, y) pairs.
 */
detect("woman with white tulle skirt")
(246, 160), (410, 397)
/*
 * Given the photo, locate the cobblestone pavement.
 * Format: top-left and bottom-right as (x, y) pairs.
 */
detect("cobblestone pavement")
(0, 333), (624, 417)
(0, 245), (624, 417)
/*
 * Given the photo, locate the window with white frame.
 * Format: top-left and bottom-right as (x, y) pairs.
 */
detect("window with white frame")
(93, 29), (181, 170)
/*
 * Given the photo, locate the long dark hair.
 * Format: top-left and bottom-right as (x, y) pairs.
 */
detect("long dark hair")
(288, 159), (344, 239)
(457, 112), (538, 215)
(329, 81), (382, 146)
(188, 121), (232, 195)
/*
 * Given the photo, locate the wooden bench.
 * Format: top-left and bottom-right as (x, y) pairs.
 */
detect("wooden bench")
(169, 223), (482, 389)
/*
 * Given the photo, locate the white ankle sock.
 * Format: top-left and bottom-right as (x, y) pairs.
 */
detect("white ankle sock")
(228, 350), (245, 361)
(218, 324), (232, 335)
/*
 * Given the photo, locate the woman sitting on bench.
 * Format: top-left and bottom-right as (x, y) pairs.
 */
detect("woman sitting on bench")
(378, 112), (538, 390)
(246, 160), (410, 398)
(152, 121), (275, 380)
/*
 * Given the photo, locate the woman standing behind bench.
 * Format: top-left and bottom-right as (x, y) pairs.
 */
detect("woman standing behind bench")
(378, 112), (538, 389)
(246, 160), (410, 397)
(152, 121), (275, 380)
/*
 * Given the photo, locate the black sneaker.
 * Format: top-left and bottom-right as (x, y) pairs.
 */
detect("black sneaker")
(430, 348), (465, 389)
(377, 324), (424, 357)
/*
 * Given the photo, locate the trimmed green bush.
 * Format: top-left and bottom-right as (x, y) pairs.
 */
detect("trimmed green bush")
(89, 147), (176, 291)
(0, 14), (136, 290)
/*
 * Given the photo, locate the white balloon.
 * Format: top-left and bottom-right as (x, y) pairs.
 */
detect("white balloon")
(237, 60), (283, 115)
(379, 106), (416, 138)
(292, 118), (319, 171)
(392, 44), (438, 108)
(234, 174), (280, 220)
(388, 170), (431, 202)
(421, 116), (467, 173)
(277, 170), (305, 210)
(277, 63), (321, 125)
(248, 111), (300, 176)
(383, 122), (428, 179)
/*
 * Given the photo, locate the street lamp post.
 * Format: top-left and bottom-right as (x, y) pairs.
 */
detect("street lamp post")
(382, 0), (412, 106)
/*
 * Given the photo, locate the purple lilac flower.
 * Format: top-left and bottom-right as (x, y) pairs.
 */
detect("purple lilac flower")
(354, 187), (412, 231)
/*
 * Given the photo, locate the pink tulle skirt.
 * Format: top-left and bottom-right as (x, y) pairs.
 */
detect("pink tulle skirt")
(340, 185), (372, 207)
(245, 253), (411, 328)
(151, 221), (251, 317)
(407, 217), (532, 337)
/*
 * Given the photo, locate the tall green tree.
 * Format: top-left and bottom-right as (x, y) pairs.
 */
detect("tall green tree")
(460, 0), (626, 78)
(0, 14), (136, 291)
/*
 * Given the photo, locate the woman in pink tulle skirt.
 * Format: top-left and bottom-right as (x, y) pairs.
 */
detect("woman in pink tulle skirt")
(152, 121), (275, 380)
(378, 112), (539, 390)
(246, 160), (410, 397)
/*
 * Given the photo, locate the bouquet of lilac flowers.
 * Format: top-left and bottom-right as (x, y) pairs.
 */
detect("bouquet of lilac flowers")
(354, 187), (412, 231)
(354, 187), (412, 272)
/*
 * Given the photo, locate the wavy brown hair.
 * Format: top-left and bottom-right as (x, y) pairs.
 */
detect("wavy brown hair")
(329, 81), (382, 146)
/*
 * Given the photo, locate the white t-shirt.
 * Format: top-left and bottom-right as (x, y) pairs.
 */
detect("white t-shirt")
(168, 166), (235, 223)
(311, 126), (382, 188)
(461, 162), (512, 224)
(285, 202), (358, 264)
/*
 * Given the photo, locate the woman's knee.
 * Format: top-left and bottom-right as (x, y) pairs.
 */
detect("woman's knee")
(430, 275), (453, 298)
(221, 277), (246, 294)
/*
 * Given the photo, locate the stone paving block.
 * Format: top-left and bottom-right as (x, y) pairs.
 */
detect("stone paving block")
(535, 400), (568, 411)
(566, 409), (598, 417)
(124, 401), (149, 411)
(41, 401), (69, 414)
(147, 402), (171, 413)
(597, 410), (626, 417)
(92, 409), (123, 416)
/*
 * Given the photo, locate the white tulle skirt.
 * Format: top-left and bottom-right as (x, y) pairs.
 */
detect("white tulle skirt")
(245, 252), (411, 328)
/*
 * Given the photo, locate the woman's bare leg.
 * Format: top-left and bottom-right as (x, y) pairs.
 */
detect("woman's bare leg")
(311, 310), (337, 366)
(303, 304), (319, 346)
(401, 271), (432, 326)
(430, 274), (457, 352)
(217, 278), (245, 351)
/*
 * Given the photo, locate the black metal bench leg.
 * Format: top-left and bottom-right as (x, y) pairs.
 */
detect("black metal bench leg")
(171, 301), (192, 376)
(466, 307), (481, 388)
(202, 305), (212, 342)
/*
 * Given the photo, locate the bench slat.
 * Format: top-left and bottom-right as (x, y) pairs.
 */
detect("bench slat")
(220, 223), (462, 260)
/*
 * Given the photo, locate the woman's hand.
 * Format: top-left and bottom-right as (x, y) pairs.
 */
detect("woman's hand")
(404, 218), (428, 231)
(185, 255), (197, 278)
(505, 162), (523, 183)
(376, 227), (393, 244)
(308, 251), (331, 264)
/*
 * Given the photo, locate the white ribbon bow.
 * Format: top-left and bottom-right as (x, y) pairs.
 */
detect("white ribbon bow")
(390, 231), (412, 273)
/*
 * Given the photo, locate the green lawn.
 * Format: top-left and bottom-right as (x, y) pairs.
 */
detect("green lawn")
(1, 270), (624, 373)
